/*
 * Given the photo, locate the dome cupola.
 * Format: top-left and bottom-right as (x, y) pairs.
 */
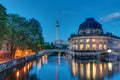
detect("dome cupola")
(78, 18), (103, 35)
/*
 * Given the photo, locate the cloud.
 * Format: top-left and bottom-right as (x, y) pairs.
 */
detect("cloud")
(100, 12), (120, 23)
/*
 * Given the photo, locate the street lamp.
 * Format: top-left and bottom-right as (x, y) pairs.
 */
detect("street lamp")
(107, 49), (112, 53)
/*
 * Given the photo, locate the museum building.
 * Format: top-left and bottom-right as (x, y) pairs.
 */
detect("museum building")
(68, 18), (120, 51)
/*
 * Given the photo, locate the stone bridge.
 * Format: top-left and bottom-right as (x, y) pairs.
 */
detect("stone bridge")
(37, 49), (69, 56)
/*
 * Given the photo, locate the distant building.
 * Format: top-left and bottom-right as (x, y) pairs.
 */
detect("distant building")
(54, 40), (62, 44)
(54, 40), (68, 48)
(68, 18), (120, 51)
(0, 40), (12, 60)
(54, 40), (68, 45)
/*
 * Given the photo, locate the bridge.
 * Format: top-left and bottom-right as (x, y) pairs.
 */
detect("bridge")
(36, 49), (69, 56)
(36, 49), (120, 59)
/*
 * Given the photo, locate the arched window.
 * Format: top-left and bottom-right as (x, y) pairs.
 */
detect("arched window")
(75, 45), (78, 50)
(104, 44), (107, 50)
(86, 39), (90, 43)
(97, 31), (99, 34)
(92, 39), (96, 43)
(83, 31), (86, 35)
(80, 44), (84, 50)
(99, 44), (102, 50)
(86, 44), (90, 50)
(80, 39), (83, 43)
(92, 44), (96, 50)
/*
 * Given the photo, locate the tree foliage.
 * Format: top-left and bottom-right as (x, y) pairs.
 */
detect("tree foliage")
(0, 4), (44, 58)
(6, 14), (44, 57)
(0, 4), (8, 46)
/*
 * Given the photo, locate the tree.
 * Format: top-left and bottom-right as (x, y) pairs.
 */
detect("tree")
(7, 14), (29, 58)
(0, 4), (8, 46)
(27, 18), (44, 51)
(7, 14), (44, 58)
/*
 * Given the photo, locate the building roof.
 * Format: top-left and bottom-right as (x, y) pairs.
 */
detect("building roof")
(68, 18), (120, 40)
(79, 18), (102, 30)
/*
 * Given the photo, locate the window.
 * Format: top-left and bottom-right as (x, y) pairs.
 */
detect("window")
(80, 39), (83, 42)
(72, 45), (75, 50)
(104, 44), (107, 50)
(92, 39), (96, 42)
(97, 31), (99, 34)
(86, 44), (90, 50)
(99, 44), (102, 50)
(80, 44), (84, 50)
(75, 45), (78, 50)
(86, 39), (90, 43)
(76, 40), (78, 44)
(92, 44), (96, 50)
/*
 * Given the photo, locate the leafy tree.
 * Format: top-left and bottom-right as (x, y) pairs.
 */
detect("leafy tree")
(7, 14), (44, 58)
(27, 18), (44, 51)
(7, 14), (29, 58)
(0, 4), (44, 58)
(0, 4), (8, 46)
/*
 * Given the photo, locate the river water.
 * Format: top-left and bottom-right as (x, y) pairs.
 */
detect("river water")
(2, 55), (120, 80)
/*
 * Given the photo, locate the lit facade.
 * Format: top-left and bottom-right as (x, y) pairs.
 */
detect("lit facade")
(68, 18), (120, 51)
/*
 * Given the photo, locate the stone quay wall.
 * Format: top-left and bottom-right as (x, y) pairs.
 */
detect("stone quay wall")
(0, 54), (37, 72)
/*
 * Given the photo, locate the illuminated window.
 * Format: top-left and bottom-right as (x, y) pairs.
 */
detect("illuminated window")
(75, 45), (78, 50)
(76, 40), (78, 43)
(80, 44), (84, 50)
(92, 44), (96, 50)
(86, 44), (90, 50)
(104, 44), (106, 50)
(80, 39), (83, 42)
(99, 44), (102, 50)
(92, 39), (96, 42)
(86, 39), (90, 43)
(72, 45), (75, 50)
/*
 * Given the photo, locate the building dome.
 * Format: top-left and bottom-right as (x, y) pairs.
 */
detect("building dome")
(78, 18), (103, 35)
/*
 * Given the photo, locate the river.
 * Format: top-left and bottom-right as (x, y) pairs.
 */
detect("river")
(2, 54), (120, 80)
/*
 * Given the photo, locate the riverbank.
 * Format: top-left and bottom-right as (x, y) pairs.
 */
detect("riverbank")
(0, 54), (38, 72)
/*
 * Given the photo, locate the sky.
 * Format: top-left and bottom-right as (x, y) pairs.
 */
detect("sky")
(1, 0), (120, 42)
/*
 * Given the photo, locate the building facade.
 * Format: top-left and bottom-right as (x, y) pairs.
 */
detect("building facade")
(68, 18), (120, 51)
(0, 40), (12, 60)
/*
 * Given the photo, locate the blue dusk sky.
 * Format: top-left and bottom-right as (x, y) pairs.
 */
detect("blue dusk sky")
(1, 0), (120, 42)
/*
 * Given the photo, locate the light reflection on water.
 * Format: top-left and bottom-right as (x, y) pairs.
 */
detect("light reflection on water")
(2, 55), (120, 80)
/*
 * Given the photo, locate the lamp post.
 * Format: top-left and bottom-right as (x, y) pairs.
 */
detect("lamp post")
(107, 49), (112, 61)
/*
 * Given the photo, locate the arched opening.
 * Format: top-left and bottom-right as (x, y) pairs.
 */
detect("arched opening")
(92, 39), (96, 43)
(75, 45), (78, 50)
(99, 44), (102, 50)
(80, 44), (84, 50)
(92, 44), (96, 50)
(104, 44), (107, 50)
(86, 44), (90, 50)
(86, 39), (90, 43)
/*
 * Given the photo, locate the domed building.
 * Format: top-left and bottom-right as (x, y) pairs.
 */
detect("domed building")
(68, 18), (120, 51)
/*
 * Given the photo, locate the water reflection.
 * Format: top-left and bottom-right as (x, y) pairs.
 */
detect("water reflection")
(41, 55), (48, 64)
(3, 62), (33, 80)
(2, 54), (120, 80)
(70, 59), (120, 80)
